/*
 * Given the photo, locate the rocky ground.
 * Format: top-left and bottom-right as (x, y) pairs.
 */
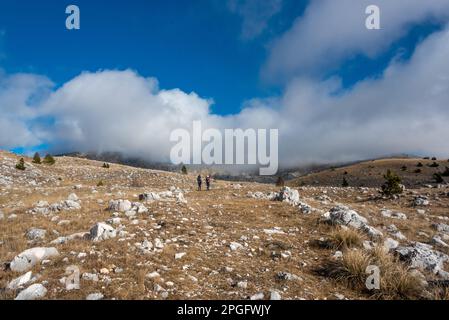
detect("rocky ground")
(1, 151), (449, 300)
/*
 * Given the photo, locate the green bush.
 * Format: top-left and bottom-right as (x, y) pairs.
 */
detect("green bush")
(97, 180), (104, 187)
(342, 177), (349, 187)
(433, 173), (444, 184)
(43, 154), (56, 165)
(181, 165), (187, 175)
(401, 165), (407, 171)
(414, 169), (422, 174)
(381, 170), (403, 196)
(417, 162), (423, 167)
(102, 163), (110, 169)
(32, 152), (41, 164)
(429, 162), (439, 168)
(15, 158), (26, 171)
(441, 167), (449, 177)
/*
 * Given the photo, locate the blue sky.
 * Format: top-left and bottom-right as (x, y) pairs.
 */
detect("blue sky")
(1, 0), (449, 165)
(0, 0), (435, 114)
(0, 0), (307, 115)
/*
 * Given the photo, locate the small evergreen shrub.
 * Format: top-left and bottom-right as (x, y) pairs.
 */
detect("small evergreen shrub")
(32, 152), (41, 164)
(43, 154), (56, 165)
(276, 176), (285, 187)
(429, 162), (439, 168)
(433, 173), (444, 184)
(381, 170), (403, 196)
(15, 158), (26, 171)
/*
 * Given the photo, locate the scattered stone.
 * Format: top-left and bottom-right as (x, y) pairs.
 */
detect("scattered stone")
(26, 228), (47, 241)
(274, 187), (300, 205)
(325, 205), (368, 229)
(433, 223), (449, 234)
(88, 222), (116, 242)
(381, 209), (407, 220)
(395, 242), (449, 273)
(270, 290), (282, 300)
(383, 238), (399, 251)
(175, 252), (186, 260)
(86, 293), (104, 300)
(10, 247), (59, 272)
(229, 242), (244, 251)
(432, 236), (448, 248)
(14, 283), (47, 300)
(7, 271), (33, 290)
(82, 273), (99, 282)
(108, 199), (132, 212)
(414, 196), (429, 206)
(146, 271), (160, 279)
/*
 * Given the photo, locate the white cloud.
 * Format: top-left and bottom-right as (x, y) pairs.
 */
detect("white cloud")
(0, 70), (53, 148)
(228, 0), (282, 40)
(263, 0), (449, 82)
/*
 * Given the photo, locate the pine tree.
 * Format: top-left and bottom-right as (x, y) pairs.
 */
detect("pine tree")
(181, 165), (188, 175)
(32, 152), (41, 164)
(43, 154), (56, 165)
(15, 158), (26, 171)
(381, 170), (403, 196)
(276, 176), (285, 187)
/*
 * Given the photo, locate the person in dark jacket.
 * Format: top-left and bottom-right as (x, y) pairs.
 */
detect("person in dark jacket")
(197, 175), (202, 191)
(205, 175), (211, 191)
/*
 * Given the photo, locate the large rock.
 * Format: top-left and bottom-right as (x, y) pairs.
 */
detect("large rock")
(88, 222), (116, 242)
(14, 283), (47, 300)
(108, 200), (132, 212)
(139, 192), (161, 202)
(324, 205), (382, 239)
(10, 247), (59, 272)
(395, 242), (449, 273)
(62, 200), (81, 210)
(275, 187), (300, 205)
(326, 205), (368, 229)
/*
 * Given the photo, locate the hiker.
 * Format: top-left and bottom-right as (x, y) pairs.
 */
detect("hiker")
(197, 174), (202, 191)
(206, 175), (211, 191)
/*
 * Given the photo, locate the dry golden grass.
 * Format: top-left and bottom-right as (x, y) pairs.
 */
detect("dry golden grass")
(329, 227), (364, 250)
(315, 247), (426, 300)
(1, 151), (448, 300)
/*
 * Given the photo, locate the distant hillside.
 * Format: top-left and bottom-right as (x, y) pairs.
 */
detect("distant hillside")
(289, 157), (449, 188)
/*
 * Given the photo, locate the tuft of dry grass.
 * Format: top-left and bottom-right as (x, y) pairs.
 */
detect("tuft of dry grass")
(315, 247), (426, 300)
(329, 227), (364, 250)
